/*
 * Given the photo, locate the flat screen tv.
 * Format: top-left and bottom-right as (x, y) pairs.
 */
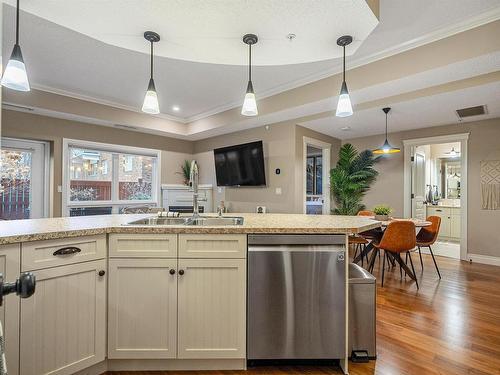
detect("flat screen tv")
(214, 141), (266, 187)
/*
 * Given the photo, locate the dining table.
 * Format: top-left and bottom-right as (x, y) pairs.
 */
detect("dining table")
(352, 217), (432, 282)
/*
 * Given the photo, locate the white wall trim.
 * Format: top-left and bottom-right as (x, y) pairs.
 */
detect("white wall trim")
(31, 83), (187, 124)
(468, 254), (500, 267)
(403, 133), (469, 261)
(402, 133), (470, 146)
(62, 138), (162, 216)
(302, 136), (331, 215)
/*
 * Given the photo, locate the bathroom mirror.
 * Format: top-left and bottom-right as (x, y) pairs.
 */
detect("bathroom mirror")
(440, 159), (461, 199)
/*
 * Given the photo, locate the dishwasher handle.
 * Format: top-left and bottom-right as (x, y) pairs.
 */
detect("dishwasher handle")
(248, 234), (346, 246)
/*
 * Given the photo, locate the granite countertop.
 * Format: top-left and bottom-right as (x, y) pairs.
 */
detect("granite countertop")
(0, 213), (381, 245)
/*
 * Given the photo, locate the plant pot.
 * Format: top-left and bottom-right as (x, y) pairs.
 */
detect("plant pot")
(375, 214), (389, 221)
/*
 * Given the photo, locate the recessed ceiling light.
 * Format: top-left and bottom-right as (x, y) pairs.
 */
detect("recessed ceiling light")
(340, 126), (351, 131)
(172, 105), (180, 112)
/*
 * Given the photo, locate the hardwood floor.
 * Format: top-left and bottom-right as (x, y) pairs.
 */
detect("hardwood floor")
(109, 253), (500, 375)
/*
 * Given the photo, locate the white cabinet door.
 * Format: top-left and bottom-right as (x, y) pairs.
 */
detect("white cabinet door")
(177, 258), (246, 359)
(108, 258), (177, 359)
(20, 260), (106, 375)
(0, 244), (21, 375)
(451, 213), (461, 239)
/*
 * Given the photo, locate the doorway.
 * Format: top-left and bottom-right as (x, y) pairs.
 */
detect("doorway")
(303, 137), (330, 215)
(1, 138), (50, 220)
(403, 134), (469, 260)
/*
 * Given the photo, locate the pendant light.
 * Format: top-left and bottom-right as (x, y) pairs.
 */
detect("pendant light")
(241, 34), (258, 116)
(373, 107), (400, 154)
(1, 0), (30, 91)
(141, 31), (160, 114)
(335, 35), (353, 117)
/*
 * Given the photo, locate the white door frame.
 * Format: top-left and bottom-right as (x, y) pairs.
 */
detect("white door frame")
(303, 136), (331, 215)
(403, 133), (469, 260)
(1, 137), (50, 218)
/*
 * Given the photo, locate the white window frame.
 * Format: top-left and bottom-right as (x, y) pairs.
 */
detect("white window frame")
(1, 137), (51, 218)
(62, 138), (161, 216)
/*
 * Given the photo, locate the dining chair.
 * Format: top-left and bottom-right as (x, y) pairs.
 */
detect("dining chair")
(373, 221), (418, 289)
(349, 210), (376, 265)
(415, 215), (442, 279)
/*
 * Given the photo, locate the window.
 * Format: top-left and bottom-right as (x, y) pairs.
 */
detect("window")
(63, 139), (160, 216)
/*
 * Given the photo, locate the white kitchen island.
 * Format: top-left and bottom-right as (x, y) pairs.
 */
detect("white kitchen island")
(0, 213), (380, 375)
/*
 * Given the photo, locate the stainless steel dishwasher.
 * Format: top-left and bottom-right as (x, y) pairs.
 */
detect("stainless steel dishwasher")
(247, 234), (346, 361)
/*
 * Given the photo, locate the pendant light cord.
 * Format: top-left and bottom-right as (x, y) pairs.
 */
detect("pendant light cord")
(150, 41), (154, 79)
(385, 112), (388, 138)
(248, 44), (252, 82)
(15, 0), (20, 45)
(342, 45), (345, 83)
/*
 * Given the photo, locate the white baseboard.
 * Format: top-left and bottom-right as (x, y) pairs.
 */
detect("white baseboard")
(467, 253), (500, 266)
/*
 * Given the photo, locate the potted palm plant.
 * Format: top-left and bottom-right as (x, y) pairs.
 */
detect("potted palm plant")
(373, 204), (392, 221)
(177, 160), (191, 186)
(330, 143), (380, 215)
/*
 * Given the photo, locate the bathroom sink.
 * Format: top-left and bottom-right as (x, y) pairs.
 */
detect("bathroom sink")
(186, 216), (244, 226)
(125, 217), (191, 226)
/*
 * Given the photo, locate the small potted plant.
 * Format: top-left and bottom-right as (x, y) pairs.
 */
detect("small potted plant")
(373, 204), (392, 221)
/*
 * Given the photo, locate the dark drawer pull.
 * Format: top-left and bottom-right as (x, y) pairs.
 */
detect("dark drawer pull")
(53, 247), (81, 256)
(436, 209), (442, 212)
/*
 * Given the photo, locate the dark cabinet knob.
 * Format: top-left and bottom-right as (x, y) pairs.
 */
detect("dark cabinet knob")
(0, 272), (36, 305)
(178, 269), (185, 275)
(98, 270), (106, 277)
(169, 269), (176, 275)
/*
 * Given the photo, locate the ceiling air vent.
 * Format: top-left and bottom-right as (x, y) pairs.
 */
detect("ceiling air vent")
(455, 105), (487, 119)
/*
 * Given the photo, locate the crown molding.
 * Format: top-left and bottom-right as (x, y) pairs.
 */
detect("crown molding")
(186, 8), (500, 122)
(30, 83), (188, 124)
(23, 8), (500, 126)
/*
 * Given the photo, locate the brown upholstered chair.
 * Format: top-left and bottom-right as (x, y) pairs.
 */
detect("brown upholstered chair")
(357, 210), (375, 217)
(416, 216), (442, 279)
(373, 221), (418, 288)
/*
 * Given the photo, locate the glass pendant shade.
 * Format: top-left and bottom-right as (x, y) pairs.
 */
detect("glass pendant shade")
(241, 81), (258, 116)
(335, 81), (353, 117)
(142, 78), (160, 114)
(2, 47), (30, 92)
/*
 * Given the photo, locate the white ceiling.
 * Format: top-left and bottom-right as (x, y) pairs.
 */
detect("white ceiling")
(299, 81), (500, 140)
(2, 0), (378, 65)
(3, 0), (500, 122)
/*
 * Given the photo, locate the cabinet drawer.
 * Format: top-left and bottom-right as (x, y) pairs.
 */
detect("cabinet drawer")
(109, 234), (177, 258)
(22, 235), (106, 271)
(426, 206), (450, 217)
(179, 234), (247, 258)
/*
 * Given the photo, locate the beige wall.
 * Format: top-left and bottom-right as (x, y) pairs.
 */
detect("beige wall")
(346, 118), (500, 257)
(193, 122), (340, 213)
(2, 110), (193, 216)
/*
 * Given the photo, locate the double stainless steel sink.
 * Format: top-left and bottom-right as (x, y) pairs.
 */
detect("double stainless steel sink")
(126, 216), (244, 226)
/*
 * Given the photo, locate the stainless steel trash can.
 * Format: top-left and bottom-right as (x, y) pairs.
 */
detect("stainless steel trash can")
(349, 263), (376, 359)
